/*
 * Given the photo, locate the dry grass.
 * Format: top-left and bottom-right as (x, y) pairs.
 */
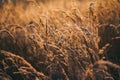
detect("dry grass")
(0, 50), (48, 80)
(0, 0), (120, 80)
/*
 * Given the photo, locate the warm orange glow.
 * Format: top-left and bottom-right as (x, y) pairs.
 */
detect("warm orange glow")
(0, 0), (120, 80)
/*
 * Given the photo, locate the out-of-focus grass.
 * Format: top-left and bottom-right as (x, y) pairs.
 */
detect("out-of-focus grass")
(0, 0), (120, 80)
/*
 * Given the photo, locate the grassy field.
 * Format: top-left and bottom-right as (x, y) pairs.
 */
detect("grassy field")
(0, 0), (120, 80)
